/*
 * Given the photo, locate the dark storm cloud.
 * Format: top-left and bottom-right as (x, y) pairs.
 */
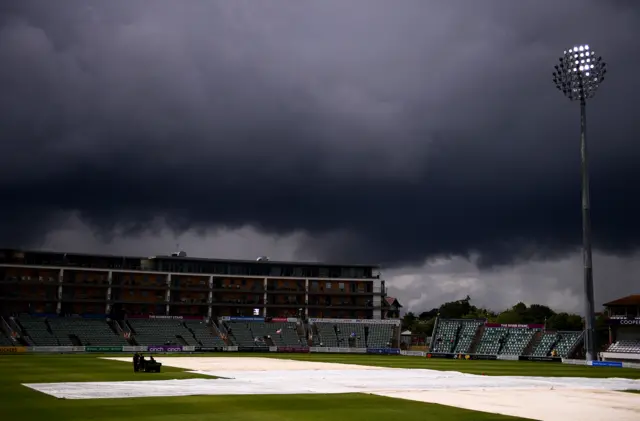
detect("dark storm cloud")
(1, 0), (640, 267)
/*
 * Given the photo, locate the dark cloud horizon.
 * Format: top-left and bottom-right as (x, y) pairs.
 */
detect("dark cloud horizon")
(2, 0), (640, 270)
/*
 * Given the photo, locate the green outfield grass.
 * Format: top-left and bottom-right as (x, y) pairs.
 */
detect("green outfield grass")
(3, 353), (638, 421)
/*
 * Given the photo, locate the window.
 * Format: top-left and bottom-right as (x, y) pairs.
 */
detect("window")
(311, 281), (319, 291)
(270, 266), (282, 276)
(339, 282), (345, 291)
(326, 282), (332, 289)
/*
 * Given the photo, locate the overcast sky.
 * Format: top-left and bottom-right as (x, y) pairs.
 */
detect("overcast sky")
(1, 0), (639, 314)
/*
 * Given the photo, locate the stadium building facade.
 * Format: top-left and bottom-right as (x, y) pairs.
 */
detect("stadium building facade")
(0, 249), (387, 320)
(601, 294), (640, 361)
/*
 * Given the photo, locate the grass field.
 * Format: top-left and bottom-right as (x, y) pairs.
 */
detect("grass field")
(2, 353), (639, 421)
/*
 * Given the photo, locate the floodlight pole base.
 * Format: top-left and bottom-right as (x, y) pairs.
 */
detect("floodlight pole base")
(580, 98), (597, 362)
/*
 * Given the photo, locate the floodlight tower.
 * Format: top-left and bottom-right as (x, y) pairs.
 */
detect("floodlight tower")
(553, 45), (606, 362)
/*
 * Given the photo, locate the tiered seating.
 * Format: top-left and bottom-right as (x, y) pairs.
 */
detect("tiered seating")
(431, 319), (460, 353)
(333, 323), (365, 348)
(607, 339), (640, 353)
(367, 324), (395, 348)
(531, 332), (558, 356)
(314, 322), (339, 347)
(247, 322), (268, 344)
(18, 316), (59, 346)
(500, 328), (537, 355)
(259, 322), (303, 347)
(184, 321), (226, 348)
(47, 318), (127, 346)
(226, 321), (264, 348)
(476, 327), (507, 355)
(453, 320), (482, 354)
(129, 318), (197, 346)
(554, 331), (582, 357)
(0, 330), (13, 346)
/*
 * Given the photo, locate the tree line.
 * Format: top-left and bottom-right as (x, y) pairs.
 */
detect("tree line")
(402, 296), (609, 347)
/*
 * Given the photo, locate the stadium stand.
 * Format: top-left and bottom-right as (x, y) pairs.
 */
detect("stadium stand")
(430, 318), (584, 358)
(453, 320), (483, 354)
(531, 332), (558, 357)
(607, 339), (640, 353)
(554, 331), (582, 357)
(431, 319), (461, 353)
(335, 323), (366, 348)
(260, 322), (304, 347)
(313, 322), (340, 347)
(0, 330), (13, 346)
(128, 318), (198, 346)
(17, 316), (59, 346)
(367, 324), (395, 348)
(499, 327), (538, 356)
(47, 317), (127, 346)
(184, 320), (226, 348)
(476, 327), (508, 355)
(225, 321), (268, 348)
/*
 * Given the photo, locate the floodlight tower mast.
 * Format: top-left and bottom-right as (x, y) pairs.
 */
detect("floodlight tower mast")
(553, 45), (606, 362)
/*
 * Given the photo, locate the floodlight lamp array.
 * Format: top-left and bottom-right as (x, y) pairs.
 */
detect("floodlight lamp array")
(553, 44), (606, 102)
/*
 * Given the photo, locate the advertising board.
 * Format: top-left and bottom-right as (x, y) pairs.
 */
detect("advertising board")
(518, 356), (561, 362)
(590, 361), (623, 368)
(426, 353), (453, 359)
(237, 346), (270, 352)
(277, 346), (310, 353)
(366, 348), (401, 355)
(220, 316), (265, 322)
(196, 347), (224, 352)
(0, 346), (26, 353)
(607, 317), (640, 326)
(148, 346), (183, 352)
(86, 346), (123, 352)
(401, 350), (427, 357)
(309, 347), (367, 354)
(308, 318), (400, 325)
(123, 346), (147, 352)
(126, 315), (203, 320)
(469, 354), (497, 360)
(485, 323), (545, 329)
(28, 346), (85, 353)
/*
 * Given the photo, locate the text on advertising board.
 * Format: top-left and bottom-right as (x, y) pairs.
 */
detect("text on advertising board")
(608, 318), (640, 326)
(0, 346), (26, 353)
(148, 346), (183, 352)
(308, 318), (400, 325)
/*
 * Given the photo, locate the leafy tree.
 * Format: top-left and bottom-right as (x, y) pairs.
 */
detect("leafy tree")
(418, 309), (438, 321)
(512, 302), (527, 314)
(546, 312), (583, 331)
(411, 318), (436, 336)
(406, 296), (583, 333)
(438, 296), (474, 319)
(496, 310), (524, 324)
(401, 312), (417, 330)
(526, 304), (555, 324)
